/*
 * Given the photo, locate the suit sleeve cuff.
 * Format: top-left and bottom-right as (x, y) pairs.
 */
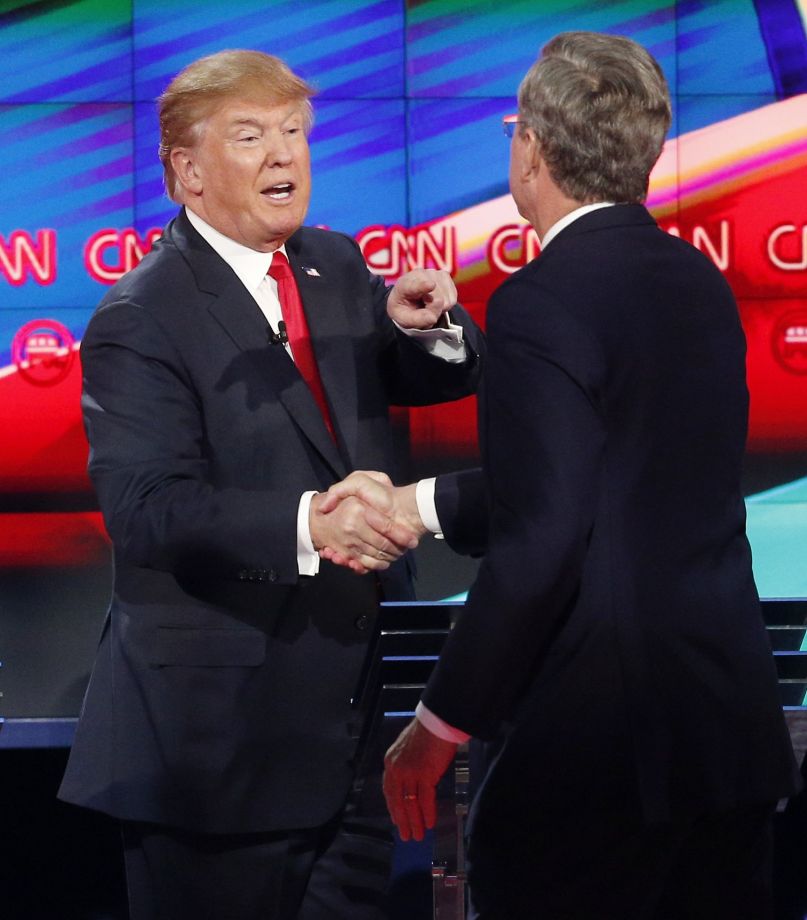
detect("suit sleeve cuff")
(393, 318), (467, 363)
(416, 477), (443, 537)
(415, 700), (471, 743)
(297, 491), (321, 577)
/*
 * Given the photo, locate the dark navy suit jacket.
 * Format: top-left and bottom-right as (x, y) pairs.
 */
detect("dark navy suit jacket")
(426, 204), (799, 827)
(59, 208), (484, 834)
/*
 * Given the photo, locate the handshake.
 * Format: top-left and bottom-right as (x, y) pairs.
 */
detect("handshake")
(309, 471), (428, 575)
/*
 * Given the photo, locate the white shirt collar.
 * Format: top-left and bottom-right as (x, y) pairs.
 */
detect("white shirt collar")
(540, 201), (615, 250)
(184, 207), (286, 294)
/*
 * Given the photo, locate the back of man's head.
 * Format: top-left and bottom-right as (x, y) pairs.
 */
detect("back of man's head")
(518, 31), (671, 204)
(158, 49), (315, 202)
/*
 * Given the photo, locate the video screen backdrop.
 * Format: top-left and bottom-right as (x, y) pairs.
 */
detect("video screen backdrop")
(1, 0), (806, 693)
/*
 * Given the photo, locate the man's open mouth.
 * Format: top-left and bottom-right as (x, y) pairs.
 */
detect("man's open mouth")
(263, 183), (294, 200)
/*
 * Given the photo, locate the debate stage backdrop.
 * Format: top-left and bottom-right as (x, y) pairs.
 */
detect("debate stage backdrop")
(1, 0), (807, 717)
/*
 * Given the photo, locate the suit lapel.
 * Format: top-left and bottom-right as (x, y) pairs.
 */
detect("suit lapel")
(169, 212), (346, 477)
(286, 235), (360, 465)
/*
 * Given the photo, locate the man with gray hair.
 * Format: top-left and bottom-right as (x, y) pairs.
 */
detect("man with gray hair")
(58, 49), (483, 920)
(323, 31), (800, 918)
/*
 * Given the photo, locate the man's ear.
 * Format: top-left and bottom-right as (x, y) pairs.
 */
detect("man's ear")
(170, 147), (203, 196)
(522, 128), (543, 177)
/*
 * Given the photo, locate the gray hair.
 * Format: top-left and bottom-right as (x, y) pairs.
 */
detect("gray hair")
(517, 31), (671, 203)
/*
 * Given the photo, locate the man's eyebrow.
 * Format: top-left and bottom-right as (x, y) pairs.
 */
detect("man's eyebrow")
(229, 117), (264, 130)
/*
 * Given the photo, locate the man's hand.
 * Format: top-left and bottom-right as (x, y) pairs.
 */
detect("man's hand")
(387, 269), (458, 330)
(383, 718), (458, 842)
(309, 472), (419, 575)
(317, 472), (427, 573)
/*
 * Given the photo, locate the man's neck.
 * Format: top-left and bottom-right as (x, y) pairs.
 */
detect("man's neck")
(540, 202), (615, 250)
(533, 193), (586, 241)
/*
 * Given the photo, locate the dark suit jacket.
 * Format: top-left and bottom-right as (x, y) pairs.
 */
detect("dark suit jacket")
(58, 209), (483, 834)
(425, 204), (800, 827)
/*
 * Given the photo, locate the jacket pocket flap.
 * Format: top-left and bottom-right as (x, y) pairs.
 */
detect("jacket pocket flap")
(152, 627), (266, 667)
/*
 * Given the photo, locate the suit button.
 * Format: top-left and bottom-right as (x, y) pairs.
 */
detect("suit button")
(354, 615), (370, 631)
(268, 569), (279, 583)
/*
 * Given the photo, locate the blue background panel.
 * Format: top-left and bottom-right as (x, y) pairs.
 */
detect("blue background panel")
(132, 0), (406, 103)
(133, 100), (172, 231)
(675, 92), (779, 135)
(676, 0), (783, 96)
(0, 0), (132, 104)
(307, 98), (408, 233)
(0, 103), (134, 311)
(405, 0), (677, 99)
(408, 97), (512, 224)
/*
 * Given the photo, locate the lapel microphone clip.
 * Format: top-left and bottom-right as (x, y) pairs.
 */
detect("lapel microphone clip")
(268, 321), (288, 346)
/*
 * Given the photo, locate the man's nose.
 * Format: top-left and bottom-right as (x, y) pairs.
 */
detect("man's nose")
(264, 134), (294, 166)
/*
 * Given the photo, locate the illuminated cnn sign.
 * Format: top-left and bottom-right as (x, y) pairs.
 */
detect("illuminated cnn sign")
(84, 228), (164, 283)
(0, 230), (56, 286)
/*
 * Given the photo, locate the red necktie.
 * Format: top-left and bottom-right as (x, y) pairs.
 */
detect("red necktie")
(268, 251), (335, 440)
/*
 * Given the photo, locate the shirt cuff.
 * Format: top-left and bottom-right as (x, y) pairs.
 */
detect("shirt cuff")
(393, 318), (466, 363)
(416, 701), (471, 743)
(415, 477), (443, 537)
(297, 490), (321, 576)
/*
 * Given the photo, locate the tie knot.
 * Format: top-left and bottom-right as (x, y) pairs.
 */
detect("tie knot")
(268, 251), (291, 281)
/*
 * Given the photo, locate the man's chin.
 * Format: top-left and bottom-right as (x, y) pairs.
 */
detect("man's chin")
(264, 210), (308, 242)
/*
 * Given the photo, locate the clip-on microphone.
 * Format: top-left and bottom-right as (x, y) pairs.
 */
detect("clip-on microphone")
(268, 321), (288, 346)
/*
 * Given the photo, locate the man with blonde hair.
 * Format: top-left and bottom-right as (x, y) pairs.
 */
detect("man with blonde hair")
(58, 49), (483, 920)
(324, 31), (800, 918)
